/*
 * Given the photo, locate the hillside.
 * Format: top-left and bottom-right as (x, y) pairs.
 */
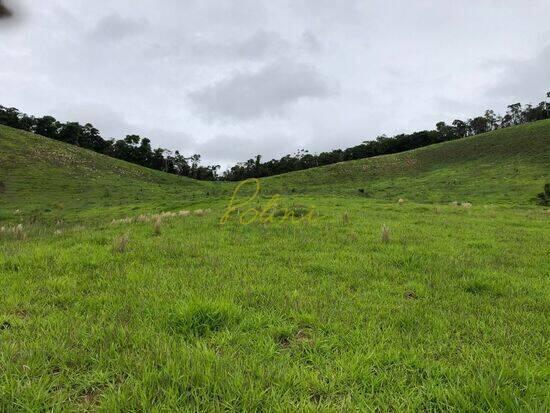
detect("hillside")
(0, 125), (219, 223)
(1, 120), (549, 223)
(262, 119), (550, 204)
(1, 121), (549, 411)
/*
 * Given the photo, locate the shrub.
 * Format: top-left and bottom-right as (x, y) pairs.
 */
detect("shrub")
(537, 183), (550, 206)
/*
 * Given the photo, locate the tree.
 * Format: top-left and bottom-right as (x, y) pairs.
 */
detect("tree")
(0, 106), (21, 128)
(57, 122), (83, 145)
(507, 103), (523, 125)
(469, 116), (490, 135)
(80, 123), (105, 152)
(254, 155), (262, 176)
(484, 110), (499, 131)
(33, 116), (59, 138)
(452, 120), (468, 138)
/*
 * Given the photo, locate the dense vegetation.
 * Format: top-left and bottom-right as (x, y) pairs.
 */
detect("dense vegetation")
(0, 121), (549, 410)
(2, 92), (549, 181)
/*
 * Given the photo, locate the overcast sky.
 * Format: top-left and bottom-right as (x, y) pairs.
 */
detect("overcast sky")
(1, 0), (549, 168)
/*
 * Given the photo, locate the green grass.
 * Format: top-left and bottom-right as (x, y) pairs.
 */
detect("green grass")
(261, 119), (550, 204)
(0, 122), (549, 411)
(0, 126), (223, 224)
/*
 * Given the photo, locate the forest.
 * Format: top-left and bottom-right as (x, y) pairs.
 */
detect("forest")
(1, 92), (549, 181)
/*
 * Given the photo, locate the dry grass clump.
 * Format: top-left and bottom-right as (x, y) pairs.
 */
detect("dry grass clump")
(450, 201), (473, 208)
(1, 224), (27, 240)
(381, 225), (391, 243)
(110, 209), (206, 227)
(113, 233), (129, 253)
(342, 212), (350, 224)
(153, 217), (162, 236)
(111, 217), (135, 226)
(14, 224), (26, 240)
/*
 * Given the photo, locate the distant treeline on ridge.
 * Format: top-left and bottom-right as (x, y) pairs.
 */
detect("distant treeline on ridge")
(1, 92), (549, 181)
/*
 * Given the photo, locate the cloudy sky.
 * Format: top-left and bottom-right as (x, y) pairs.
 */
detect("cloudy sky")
(1, 0), (549, 168)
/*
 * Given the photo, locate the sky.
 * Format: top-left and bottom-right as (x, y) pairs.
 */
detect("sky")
(1, 0), (549, 168)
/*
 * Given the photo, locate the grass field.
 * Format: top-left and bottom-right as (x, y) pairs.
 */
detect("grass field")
(0, 123), (549, 411)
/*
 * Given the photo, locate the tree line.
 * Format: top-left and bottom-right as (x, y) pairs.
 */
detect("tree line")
(1, 92), (549, 181)
(223, 93), (550, 180)
(0, 108), (221, 180)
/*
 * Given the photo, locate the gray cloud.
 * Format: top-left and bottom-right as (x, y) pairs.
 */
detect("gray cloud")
(190, 60), (335, 120)
(487, 46), (550, 103)
(233, 30), (289, 59)
(300, 31), (322, 54)
(196, 133), (299, 166)
(89, 13), (146, 41)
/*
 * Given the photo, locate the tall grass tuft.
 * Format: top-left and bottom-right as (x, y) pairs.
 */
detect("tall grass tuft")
(342, 212), (350, 224)
(113, 233), (129, 253)
(381, 225), (390, 243)
(15, 224), (26, 240)
(153, 217), (162, 236)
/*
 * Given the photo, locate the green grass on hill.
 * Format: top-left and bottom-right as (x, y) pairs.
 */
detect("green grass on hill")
(0, 126), (222, 224)
(0, 121), (549, 411)
(262, 119), (550, 204)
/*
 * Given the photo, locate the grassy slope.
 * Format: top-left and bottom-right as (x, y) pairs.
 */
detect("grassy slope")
(0, 125), (221, 223)
(0, 122), (549, 411)
(263, 119), (550, 204)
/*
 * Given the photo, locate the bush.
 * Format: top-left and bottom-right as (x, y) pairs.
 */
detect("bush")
(536, 183), (550, 206)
